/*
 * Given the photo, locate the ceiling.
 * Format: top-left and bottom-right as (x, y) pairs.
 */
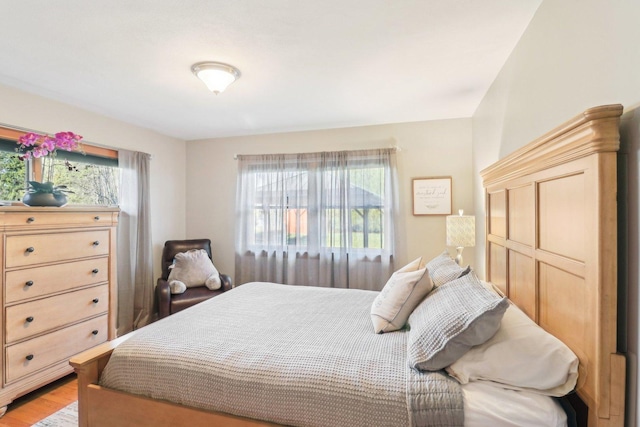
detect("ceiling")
(0, 1), (541, 141)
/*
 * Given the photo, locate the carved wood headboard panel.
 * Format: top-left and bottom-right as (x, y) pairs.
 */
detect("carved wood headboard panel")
(481, 105), (625, 427)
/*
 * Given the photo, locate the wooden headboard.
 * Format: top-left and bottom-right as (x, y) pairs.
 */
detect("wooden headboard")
(480, 104), (625, 427)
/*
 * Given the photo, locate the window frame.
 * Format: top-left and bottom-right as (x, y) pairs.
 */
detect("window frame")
(243, 154), (390, 253)
(0, 125), (119, 204)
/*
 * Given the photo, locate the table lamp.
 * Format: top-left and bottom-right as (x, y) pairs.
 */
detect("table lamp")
(446, 209), (475, 266)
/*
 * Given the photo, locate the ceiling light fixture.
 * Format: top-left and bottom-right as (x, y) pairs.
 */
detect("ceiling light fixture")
(191, 62), (241, 94)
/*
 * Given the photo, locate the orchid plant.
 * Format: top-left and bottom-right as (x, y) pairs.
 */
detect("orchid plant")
(17, 131), (84, 195)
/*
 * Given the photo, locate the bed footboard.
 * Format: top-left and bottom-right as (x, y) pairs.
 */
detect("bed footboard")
(83, 384), (279, 427)
(69, 333), (136, 427)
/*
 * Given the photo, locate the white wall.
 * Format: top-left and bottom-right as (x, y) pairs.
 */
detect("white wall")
(0, 83), (187, 281)
(0, 81), (474, 299)
(186, 118), (473, 282)
(472, 0), (640, 424)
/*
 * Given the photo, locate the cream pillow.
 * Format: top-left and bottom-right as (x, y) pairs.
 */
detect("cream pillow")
(370, 257), (433, 333)
(446, 302), (579, 396)
(167, 249), (222, 294)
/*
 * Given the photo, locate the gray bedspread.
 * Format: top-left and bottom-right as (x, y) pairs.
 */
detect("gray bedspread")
(100, 282), (463, 427)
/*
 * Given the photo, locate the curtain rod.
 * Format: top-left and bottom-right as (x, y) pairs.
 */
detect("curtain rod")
(233, 144), (401, 160)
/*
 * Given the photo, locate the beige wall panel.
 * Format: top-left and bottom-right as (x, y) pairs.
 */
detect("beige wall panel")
(187, 119), (474, 275)
(488, 191), (506, 238)
(538, 173), (585, 261)
(508, 250), (535, 319)
(507, 185), (534, 246)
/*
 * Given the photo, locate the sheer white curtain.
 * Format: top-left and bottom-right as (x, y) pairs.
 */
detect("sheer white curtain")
(235, 148), (398, 291)
(117, 149), (153, 335)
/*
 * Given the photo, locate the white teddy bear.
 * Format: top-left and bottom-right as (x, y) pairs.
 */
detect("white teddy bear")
(167, 249), (222, 294)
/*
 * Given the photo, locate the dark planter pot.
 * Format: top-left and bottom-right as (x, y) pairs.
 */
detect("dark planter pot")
(22, 192), (68, 207)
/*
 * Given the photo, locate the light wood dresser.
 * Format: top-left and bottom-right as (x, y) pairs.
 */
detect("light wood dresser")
(0, 206), (118, 415)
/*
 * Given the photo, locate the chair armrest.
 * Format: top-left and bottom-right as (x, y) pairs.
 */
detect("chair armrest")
(220, 273), (233, 291)
(156, 278), (171, 319)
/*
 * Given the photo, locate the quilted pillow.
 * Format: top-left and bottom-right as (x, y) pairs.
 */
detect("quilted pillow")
(167, 249), (221, 294)
(370, 257), (433, 333)
(426, 250), (470, 286)
(407, 271), (508, 371)
(446, 302), (579, 396)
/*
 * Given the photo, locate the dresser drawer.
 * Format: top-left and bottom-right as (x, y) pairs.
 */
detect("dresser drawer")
(5, 230), (110, 268)
(1, 211), (113, 228)
(6, 285), (108, 343)
(5, 257), (109, 304)
(6, 315), (108, 383)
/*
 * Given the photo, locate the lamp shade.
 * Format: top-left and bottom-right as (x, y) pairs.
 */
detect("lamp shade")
(191, 62), (241, 94)
(446, 211), (475, 248)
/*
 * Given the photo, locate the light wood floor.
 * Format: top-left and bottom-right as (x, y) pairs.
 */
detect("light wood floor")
(0, 374), (77, 427)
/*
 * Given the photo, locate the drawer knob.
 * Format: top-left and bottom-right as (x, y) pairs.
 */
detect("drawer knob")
(92, 268), (99, 274)
(94, 216), (100, 221)
(92, 330), (99, 335)
(92, 240), (100, 246)
(26, 316), (34, 323)
(25, 354), (34, 361)
(26, 217), (35, 223)
(25, 281), (34, 287)
(25, 247), (35, 253)
(92, 298), (100, 304)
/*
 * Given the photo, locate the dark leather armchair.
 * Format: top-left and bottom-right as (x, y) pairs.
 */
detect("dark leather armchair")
(156, 239), (232, 319)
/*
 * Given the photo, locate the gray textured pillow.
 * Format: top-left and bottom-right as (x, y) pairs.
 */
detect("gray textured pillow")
(407, 271), (508, 371)
(426, 250), (470, 286)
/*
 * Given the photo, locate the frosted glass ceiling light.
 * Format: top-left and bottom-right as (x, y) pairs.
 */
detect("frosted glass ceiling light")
(191, 62), (241, 94)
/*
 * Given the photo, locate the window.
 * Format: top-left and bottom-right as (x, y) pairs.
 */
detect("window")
(44, 150), (120, 205)
(0, 132), (120, 205)
(235, 148), (398, 290)
(0, 139), (27, 202)
(247, 160), (387, 250)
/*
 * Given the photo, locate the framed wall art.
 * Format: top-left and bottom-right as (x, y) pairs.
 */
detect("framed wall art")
(412, 176), (452, 215)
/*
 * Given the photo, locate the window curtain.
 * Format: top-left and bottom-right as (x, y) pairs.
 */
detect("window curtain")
(117, 149), (153, 335)
(235, 148), (398, 291)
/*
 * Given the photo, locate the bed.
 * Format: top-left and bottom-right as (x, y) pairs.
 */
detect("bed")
(70, 104), (626, 427)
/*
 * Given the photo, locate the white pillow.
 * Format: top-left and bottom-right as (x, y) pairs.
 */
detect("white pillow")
(462, 381), (568, 427)
(370, 257), (433, 333)
(167, 249), (222, 294)
(446, 301), (579, 396)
